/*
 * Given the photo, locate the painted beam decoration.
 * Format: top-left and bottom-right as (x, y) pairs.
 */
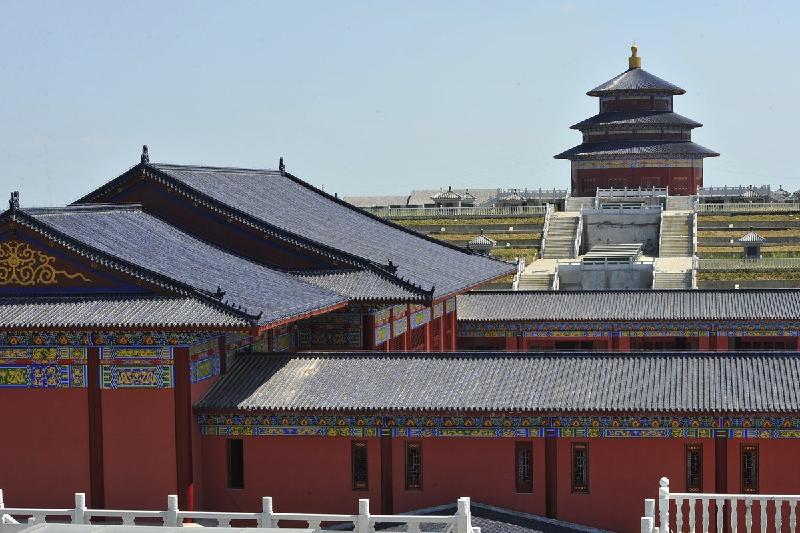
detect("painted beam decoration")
(198, 414), (800, 439)
(0, 347), (86, 388)
(100, 346), (174, 389)
(373, 307), (391, 346)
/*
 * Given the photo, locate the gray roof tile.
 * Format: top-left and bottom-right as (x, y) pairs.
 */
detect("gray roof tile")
(294, 269), (426, 302)
(571, 111), (701, 130)
(554, 140), (719, 160)
(0, 296), (247, 328)
(25, 206), (346, 326)
(195, 352), (800, 413)
(457, 290), (800, 321)
(587, 68), (685, 96)
(148, 164), (514, 298)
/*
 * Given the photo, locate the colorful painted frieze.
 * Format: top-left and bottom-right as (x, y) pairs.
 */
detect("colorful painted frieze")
(0, 331), (222, 348)
(445, 298), (456, 314)
(410, 308), (431, 329)
(374, 324), (391, 346)
(0, 364), (85, 388)
(197, 413), (800, 439)
(433, 302), (444, 319)
(392, 317), (407, 338)
(101, 364), (173, 389)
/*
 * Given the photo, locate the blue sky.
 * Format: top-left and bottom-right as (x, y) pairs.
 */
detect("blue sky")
(1, 1), (799, 206)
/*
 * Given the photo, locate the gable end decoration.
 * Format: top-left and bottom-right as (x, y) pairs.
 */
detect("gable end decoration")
(0, 240), (91, 286)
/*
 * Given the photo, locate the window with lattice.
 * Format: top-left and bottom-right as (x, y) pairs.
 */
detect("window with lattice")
(405, 442), (422, 490)
(351, 441), (368, 490)
(741, 444), (759, 493)
(685, 444), (702, 492)
(572, 443), (589, 493)
(515, 442), (533, 493)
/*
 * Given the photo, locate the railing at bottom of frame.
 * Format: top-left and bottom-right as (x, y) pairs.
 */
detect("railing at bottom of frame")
(0, 490), (477, 533)
(641, 477), (800, 533)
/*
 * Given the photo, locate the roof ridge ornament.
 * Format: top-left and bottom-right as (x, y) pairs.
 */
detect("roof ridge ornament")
(629, 43), (641, 69)
(9, 191), (19, 212)
(279, 157), (286, 175)
(140, 145), (150, 164)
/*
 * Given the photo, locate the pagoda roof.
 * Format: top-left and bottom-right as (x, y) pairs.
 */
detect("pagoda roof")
(468, 231), (496, 248)
(14, 205), (347, 327)
(98, 162), (514, 299)
(432, 187), (462, 200)
(571, 111), (702, 130)
(554, 140), (719, 160)
(588, 68), (685, 96)
(196, 351), (800, 413)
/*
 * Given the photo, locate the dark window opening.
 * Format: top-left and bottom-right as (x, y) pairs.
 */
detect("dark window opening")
(227, 439), (244, 489)
(741, 444), (759, 493)
(405, 442), (422, 490)
(571, 443), (589, 493)
(515, 442), (533, 493)
(352, 441), (368, 490)
(685, 444), (702, 492)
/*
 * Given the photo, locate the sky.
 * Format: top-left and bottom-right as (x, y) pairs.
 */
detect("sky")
(1, 0), (799, 207)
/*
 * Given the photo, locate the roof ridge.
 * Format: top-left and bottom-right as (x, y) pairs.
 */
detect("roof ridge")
(236, 350), (800, 359)
(23, 203), (143, 215)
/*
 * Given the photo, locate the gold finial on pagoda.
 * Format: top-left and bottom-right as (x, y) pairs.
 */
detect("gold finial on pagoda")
(629, 43), (641, 69)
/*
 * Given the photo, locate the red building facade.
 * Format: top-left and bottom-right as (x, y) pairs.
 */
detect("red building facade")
(556, 46), (719, 196)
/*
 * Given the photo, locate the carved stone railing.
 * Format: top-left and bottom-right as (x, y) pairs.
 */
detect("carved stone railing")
(539, 203), (554, 257)
(596, 186), (669, 199)
(511, 256), (526, 291)
(641, 477), (800, 533)
(695, 202), (800, 213)
(362, 205), (547, 218)
(697, 257), (800, 271)
(0, 490), (476, 533)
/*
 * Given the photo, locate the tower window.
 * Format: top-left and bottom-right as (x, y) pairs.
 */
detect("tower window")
(515, 442), (533, 493)
(741, 444), (759, 493)
(351, 441), (368, 490)
(227, 439), (244, 489)
(572, 443), (589, 493)
(405, 442), (422, 490)
(685, 444), (702, 492)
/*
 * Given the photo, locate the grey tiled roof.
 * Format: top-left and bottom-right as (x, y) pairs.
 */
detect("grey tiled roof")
(294, 269), (427, 302)
(195, 352), (800, 412)
(554, 140), (719, 160)
(457, 290), (800, 321)
(146, 164), (514, 298)
(408, 188), (498, 207)
(0, 296), (248, 328)
(571, 111), (701, 130)
(24, 206), (346, 326)
(587, 68), (685, 96)
(343, 195), (410, 208)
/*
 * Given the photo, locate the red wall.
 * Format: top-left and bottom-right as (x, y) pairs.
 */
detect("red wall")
(200, 436), (382, 514)
(0, 390), (90, 507)
(573, 165), (701, 196)
(101, 389), (176, 510)
(391, 437), (545, 515)
(190, 376), (219, 509)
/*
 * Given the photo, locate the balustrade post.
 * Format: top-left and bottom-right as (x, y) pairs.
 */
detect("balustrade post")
(73, 493), (86, 524)
(356, 498), (370, 533)
(659, 477), (670, 533)
(646, 499), (656, 521)
(456, 497), (472, 533)
(259, 496), (274, 528)
(165, 495), (179, 527)
(643, 516), (655, 533)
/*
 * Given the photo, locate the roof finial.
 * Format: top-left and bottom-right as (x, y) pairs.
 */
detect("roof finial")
(140, 145), (150, 164)
(9, 191), (19, 212)
(629, 43), (641, 69)
(279, 157), (286, 175)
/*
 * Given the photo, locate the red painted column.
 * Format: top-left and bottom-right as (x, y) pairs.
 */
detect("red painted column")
(173, 347), (194, 511)
(217, 336), (227, 374)
(545, 436), (557, 519)
(440, 314), (447, 351)
(87, 346), (105, 509)
(716, 334), (730, 352)
(699, 335), (711, 351)
(517, 335), (524, 351)
(363, 314), (377, 351)
(380, 433), (393, 514)
(424, 309), (432, 352)
(618, 336), (630, 352)
(505, 336), (517, 352)
(450, 311), (457, 352)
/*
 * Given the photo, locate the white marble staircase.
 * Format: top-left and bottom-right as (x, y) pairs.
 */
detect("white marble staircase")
(542, 214), (580, 259)
(659, 214), (693, 257)
(652, 271), (692, 289)
(517, 271), (555, 290)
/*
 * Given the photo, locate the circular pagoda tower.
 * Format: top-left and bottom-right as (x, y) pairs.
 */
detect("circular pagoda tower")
(555, 45), (719, 197)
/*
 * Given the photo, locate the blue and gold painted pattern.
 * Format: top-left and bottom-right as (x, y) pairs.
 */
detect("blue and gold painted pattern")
(0, 331), (221, 347)
(197, 414), (800, 439)
(101, 364), (173, 388)
(458, 320), (800, 338)
(0, 347), (87, 388)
